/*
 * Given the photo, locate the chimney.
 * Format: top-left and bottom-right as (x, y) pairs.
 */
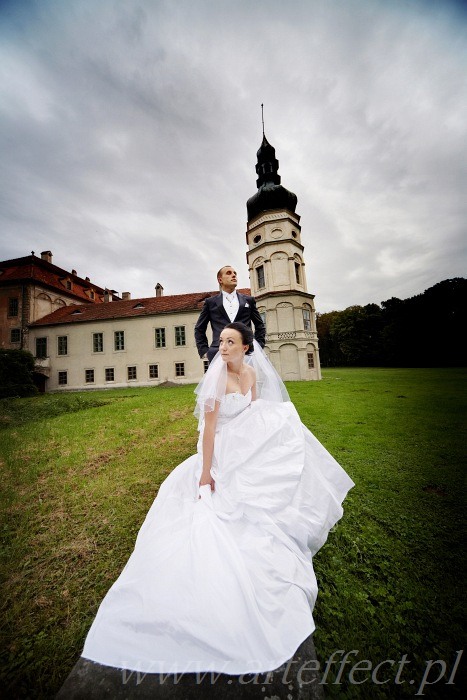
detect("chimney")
(104, 289), (113, 302)
(41, 250), (53, 263)
(72, 269), (77, 276)
(122, 292), (131, 300)
(155, 283), (164, 297)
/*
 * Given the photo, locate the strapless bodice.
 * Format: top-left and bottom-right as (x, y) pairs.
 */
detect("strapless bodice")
(217, 389), (252, 426)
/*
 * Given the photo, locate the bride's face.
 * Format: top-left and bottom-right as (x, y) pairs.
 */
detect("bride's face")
(219, 329), (248, 363)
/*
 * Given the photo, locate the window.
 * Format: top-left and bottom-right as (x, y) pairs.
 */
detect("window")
(85, 369), (95, 383)
(105, 368), (115, 382)
(175, 326), (186, 346)
(36, 337), (47, 358)
(155, 328), (166, 348)
(175, 362), (185, 377)
(57, 336), (68, 355)
(295, 262), (301, 284)
(58, 371), (68, 386)
(10, 328), (21, 343)
(66, 279), (72, 290)
(8, 297), (19, 317)
(127, 366), (137, 381)
(259, 311), (266, 329)
(93, 332), (104, 353)
(302, 308), (311, 331)
(253, 234), (262, 244)
(149, 364), (159, 379)
(114, 331), (125, 351)
(256, 265), (265, 289)
(307, 353), (315, 369)
(203, 360), (209, 374)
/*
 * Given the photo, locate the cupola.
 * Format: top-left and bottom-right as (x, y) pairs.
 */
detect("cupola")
(246, 135), (297, 222)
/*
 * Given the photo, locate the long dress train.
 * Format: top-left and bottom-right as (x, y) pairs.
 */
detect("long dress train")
(82, 389), (354, 674)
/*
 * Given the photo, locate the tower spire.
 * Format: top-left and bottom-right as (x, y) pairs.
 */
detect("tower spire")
(246, 130), (297, 221)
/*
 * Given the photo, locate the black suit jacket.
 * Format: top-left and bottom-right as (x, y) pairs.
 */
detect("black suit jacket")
(194, 292), (266, 359)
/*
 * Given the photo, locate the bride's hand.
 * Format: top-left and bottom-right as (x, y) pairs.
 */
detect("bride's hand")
(199, 472), (215, 494)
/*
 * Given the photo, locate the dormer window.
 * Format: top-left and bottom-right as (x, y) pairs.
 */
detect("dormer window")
(60, 277), (73, 291)
(133, 303), (144, 309)
(71, 308), (83, 315)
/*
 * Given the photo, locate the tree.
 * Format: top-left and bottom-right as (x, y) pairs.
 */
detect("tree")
(0, 350), (38, 398)
(317, 278), (466, 367)
(316, 311), (344, 366)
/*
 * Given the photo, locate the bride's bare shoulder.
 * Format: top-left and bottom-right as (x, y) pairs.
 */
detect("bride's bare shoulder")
(244, 364), (256, 381)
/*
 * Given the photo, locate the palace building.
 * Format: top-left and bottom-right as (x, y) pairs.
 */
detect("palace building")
(0, 136), (321, 391)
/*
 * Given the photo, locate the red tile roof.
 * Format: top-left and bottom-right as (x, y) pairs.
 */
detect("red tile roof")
(0, 255), (117, 303)
(31, 289), (252, 326)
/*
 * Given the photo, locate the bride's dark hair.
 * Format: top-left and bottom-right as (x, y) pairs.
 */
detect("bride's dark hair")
(224, 322), (254, 355)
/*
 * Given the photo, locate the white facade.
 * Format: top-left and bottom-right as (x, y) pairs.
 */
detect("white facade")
(247, 210), (321, 381)
(29, 310), (208, 391)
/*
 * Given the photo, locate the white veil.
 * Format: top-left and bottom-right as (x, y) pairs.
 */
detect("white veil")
(194, 340), (289, 428)
(245, 340), (290, 402)
(193, 352), (227, 427)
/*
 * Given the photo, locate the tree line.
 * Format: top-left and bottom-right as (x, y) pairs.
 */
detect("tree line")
(316, 278), (467, 367)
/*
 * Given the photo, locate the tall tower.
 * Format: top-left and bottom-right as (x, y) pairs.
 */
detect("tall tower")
(246, 133), (321, 380)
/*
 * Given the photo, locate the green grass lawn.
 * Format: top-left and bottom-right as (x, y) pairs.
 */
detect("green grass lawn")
(1, 369), (466, 699)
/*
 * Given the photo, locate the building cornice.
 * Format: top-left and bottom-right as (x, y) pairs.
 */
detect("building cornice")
(255, 289), (315, 301)
(246, 209), (301, 234)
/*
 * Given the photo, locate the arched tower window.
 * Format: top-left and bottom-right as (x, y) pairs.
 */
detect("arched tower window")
(252, 257), (265, 293)
(294, 262), (301, 284)
(256, 265), (265, 289)
(306, 343), (317, 370)
(302, 304), (312, 331)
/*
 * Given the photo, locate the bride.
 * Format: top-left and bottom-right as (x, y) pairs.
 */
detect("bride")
(82, 322), (354, 675)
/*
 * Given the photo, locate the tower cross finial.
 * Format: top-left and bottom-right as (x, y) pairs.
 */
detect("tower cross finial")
(261, 103), (265, 137)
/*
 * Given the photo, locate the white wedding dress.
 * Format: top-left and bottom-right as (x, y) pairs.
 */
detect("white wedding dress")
(82, 388), (354, 675)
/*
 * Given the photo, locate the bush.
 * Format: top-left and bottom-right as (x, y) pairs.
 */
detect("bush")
(0, 349), (38, 398)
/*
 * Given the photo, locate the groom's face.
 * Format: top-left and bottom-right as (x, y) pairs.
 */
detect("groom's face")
(218, 267), (237, 291)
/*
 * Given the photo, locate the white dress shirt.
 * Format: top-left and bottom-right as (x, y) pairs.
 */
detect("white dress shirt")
(222, 290), (239, 322)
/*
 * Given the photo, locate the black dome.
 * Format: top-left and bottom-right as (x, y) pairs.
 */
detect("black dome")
(247, 135), (297, 222)
(247, 184), (297, 222)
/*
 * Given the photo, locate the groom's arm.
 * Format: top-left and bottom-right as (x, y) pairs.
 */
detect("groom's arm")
(194, 300), (211, 358)
(249, 297), (266, 348)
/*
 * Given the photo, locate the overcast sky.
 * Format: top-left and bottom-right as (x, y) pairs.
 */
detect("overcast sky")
(1, 0), (466, 312)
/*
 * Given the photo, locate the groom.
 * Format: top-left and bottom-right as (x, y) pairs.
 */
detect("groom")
(195, 265), (266, 362)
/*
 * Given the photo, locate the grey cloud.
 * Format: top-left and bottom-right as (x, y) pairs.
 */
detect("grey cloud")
(0, 0), (466, 311)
